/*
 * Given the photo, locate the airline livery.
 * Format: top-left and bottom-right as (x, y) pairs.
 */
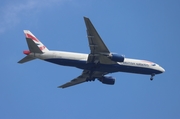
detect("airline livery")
(18, 17), (165, 88)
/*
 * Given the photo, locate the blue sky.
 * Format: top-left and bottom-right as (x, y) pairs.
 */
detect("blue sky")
(0, 0), (180, 119)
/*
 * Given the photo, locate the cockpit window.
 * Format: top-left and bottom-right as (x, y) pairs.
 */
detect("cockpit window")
(152, 63), (156, 66)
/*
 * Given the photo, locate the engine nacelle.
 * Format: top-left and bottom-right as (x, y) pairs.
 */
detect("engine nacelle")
(98, 76), (115, 85)
(108, 54), (124, 62)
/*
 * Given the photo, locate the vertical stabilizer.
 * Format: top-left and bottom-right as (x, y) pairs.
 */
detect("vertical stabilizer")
(24, 30), (49, 53)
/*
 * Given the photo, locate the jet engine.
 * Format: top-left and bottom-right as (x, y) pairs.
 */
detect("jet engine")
(108, 54), (124, 62)
(98, 76), (115, 85)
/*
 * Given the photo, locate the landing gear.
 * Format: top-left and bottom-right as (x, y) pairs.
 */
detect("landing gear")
(86, 78), (95, 82)
(150, 77), (153, 81)
(150, 74), (155, 81)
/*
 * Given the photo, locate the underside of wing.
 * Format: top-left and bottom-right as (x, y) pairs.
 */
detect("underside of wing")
(58, 75), (87, 88)
(58, 70), (107, 88)
(84, 17), (117, 64)
(84, 17), (110, 54)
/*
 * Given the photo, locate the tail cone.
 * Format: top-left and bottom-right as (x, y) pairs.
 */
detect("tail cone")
(23, 50), (30, 55)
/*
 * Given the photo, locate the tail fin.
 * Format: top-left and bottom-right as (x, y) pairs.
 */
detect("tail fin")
(24, 30), (49, 53)
(18, 30), (49, 64)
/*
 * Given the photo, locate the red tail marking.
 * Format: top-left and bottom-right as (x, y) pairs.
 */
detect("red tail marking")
(39, 46), (46, 50)
(25, 33), (40, 42)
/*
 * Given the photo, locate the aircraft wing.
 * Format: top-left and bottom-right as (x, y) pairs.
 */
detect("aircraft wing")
(59, 17), (115, 88)
(84, 17), (116, 64)
(58, 70), (107, 88)
(58, 74), (87, 88)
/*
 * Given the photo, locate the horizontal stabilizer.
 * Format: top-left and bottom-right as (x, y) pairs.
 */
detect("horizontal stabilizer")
(18, 55), (35, 64)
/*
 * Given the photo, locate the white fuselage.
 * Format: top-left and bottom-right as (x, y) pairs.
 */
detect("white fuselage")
(28, 51), (165, 75)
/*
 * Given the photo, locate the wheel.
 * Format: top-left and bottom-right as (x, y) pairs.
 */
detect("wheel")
(150, 73), (155, 81)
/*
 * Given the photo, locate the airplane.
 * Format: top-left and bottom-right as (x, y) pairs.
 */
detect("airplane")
(18, 17), (165, 88)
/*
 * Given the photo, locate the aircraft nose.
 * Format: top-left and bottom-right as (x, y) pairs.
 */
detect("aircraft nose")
(160, 67), (165, 73)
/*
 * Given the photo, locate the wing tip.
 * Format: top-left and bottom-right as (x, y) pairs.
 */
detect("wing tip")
(57, 86), (63, 88)
(83, 16), (89, 20)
